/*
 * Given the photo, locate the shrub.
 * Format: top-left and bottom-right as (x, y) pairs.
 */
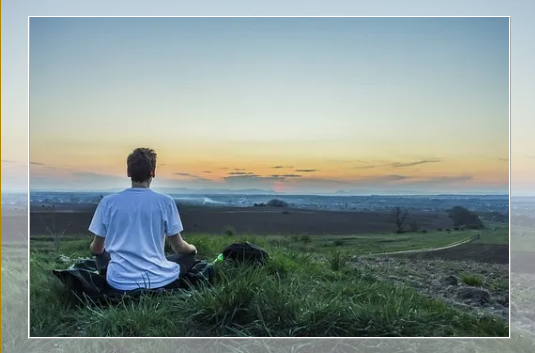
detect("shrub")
(300, 235), (311, 243)
(333, 239), (345, 247)
(224, 226), (235, 237)
(328, 251), (349, 271)
(267, 199), (289, 208)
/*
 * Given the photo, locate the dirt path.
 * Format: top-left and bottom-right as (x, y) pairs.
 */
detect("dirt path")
(369, 237), (475, 257)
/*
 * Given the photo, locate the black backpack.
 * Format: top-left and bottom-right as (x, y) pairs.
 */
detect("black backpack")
(221, 242), (269, 265)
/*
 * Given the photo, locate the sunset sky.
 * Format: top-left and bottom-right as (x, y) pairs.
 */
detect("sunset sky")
(26, 17), (509, 194)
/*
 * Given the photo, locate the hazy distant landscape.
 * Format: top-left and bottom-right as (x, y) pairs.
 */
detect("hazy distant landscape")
(22, 190), (506, 235)
(19, 190), (511, 212)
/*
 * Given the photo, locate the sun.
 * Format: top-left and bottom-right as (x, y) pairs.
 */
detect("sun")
(272, 180), (290, 193)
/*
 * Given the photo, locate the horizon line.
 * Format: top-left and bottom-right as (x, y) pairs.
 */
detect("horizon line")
(14, 188), (513, 197)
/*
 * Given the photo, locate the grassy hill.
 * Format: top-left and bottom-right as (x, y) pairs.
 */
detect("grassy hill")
(26, 229), (509, 337)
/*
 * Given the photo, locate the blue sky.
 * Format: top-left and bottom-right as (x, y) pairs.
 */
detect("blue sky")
(25, 17), (509, 193)
(0, 4), (525, 194)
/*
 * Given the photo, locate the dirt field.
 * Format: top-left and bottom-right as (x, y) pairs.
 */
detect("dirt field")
(357, 254), (510, 321)
(391, 243), (510, 264)
(389, 242), (534, 274)
(28, 204), (455, 237)
(13, 202), (526, 273)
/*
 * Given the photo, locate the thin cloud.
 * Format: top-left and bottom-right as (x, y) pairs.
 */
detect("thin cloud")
(411, 175), (474, 184)
(271, 174), (302, 178)
(173, 172), (208, 181)
(30, 162), (75, 170)
(380, 175), (411, 181)
(272, 165), (294, 169)
(72, 172), (116, 178)
(295, 169), (317, 173)
(355, 174), (470, 185)
(234, 168), (246, 171)
(225, 174), (260, 179)
(224, 174), (283, 182)
(428, 175), (473, 183)
(360, 175), (411, 184)
(354, 159), (442, 169)
(2, 159), (27, 168)
(228, 171), (255, 176)
(224, 172), (305, 183)
(389, 159), (442, 168)
(330, 160), (368, 164)
(202, 171), (212, 174)
(354, 165), (378, 170)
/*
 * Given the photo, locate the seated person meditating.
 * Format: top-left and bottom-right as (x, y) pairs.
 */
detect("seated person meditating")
(88, 147), (197, 291)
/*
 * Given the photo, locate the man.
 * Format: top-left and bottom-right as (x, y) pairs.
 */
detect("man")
(88, 147), (197, 291)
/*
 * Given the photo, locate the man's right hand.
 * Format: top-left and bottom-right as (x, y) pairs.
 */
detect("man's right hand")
(188, 244), (198, 255)
(168, 233), (197, 255)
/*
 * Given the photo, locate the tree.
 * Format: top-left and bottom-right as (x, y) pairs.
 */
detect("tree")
(267, 199), (289, 208)
(446, 206), (484, 229)
(392, 207), (409, 234)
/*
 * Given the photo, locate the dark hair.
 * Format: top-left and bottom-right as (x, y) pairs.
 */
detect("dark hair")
(127, 148), (157, 182)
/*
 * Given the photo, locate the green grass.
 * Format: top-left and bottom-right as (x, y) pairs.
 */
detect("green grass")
(269, 230), (477, 256)
(26, 231), (510, 337)
(6, 224), (535, 349)
(28, 230), (478, 261)
(473, 227), (509, 245)
(460, 273), (484, 287)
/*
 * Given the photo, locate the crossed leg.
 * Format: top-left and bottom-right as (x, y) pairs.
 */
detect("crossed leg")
(94, 251), (197, 283)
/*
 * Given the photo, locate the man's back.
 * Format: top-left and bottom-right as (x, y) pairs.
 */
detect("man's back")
(89, 188), (184, 291)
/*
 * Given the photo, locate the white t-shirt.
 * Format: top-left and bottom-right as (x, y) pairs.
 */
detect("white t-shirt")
(88, 188), (184, 291)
